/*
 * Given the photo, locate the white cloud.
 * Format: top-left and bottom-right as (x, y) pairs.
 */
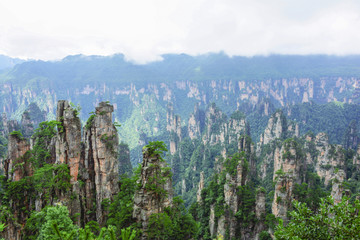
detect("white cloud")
(0, 0), (360, 63)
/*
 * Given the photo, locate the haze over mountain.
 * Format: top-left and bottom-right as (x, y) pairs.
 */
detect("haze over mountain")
(1, 1), (360, 239)
(1, 52), (360, 163)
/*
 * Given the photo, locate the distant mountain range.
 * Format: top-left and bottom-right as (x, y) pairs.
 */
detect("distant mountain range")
(0, 54), (26, 71)
(1, 53), (360, 163)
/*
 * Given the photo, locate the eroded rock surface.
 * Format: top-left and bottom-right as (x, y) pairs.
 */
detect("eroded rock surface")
(133, 147), (173, 239)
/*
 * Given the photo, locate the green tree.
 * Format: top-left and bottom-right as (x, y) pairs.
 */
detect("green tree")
(37, 205), (77, 240)
(275, 196), (360, 239)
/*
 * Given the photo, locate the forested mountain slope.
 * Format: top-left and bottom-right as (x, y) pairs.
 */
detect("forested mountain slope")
(1, 53), (360, 163)
(1, 100), (360, 239)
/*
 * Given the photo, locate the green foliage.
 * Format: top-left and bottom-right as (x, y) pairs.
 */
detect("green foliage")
(32, 163), (71, 201)
(37, 205), (77, 240)
(144, 141), (168, 158)
(274, 196), (360, 240)
(286, 102), (360, 144)
(9, 130), (23, 139)
(293, 170), (329, 211)
(147, 197), (197, 240)
(224, 152), (247, 177)
(69, 102), (81, 117)
(0, 222), (5, 232)
(259, 231), (272, 240)
(118, 142), (133, 176)
(191, 174), (226, 240)
(114, 121), (121, 128)
(230, 110), (246, 120)
(147, 213), (173, 239)
(106, 176), (137, 236)
(100, 133), (117, 153)
(121, 227), (137, 240)
(236, 183), (257, 228)
(85, 113), (96, 129)
(31, 120), (63, 168)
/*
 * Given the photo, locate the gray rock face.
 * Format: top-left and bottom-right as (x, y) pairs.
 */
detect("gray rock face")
(353, 144), (360, 171)
(56, 100), (82, 183)
(3, 134), (31, 240)
(133, 147), (173, 239)
(166, 103), (182, 155)
(188, 103), (204, 140)
(331, 170), (345, 204)
(196, 171), (205, 202)
(272, 175), (294, 221)
(5, 134), (31, 181)
(254, 189), (266, 239)
(2, 100), (121, 239)
(314, 133), (345, 186)
(272, 139), (303, 221)
(260, 111), (286, 145)
(21, 103), (46, 139)
(83, 102), (119, 225)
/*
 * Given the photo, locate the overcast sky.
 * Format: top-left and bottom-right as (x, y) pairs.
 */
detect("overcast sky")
(1, 0), (360, 63)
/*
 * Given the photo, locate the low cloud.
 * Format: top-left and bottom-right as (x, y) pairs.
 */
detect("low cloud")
(1, 0), (360, 63)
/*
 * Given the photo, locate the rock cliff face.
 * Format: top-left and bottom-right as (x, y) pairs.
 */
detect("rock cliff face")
(257, 111), (298, 180)
(223, 157), (247, 239)
(133, 147), (173, 239)
(1, 101), (121, 238)
(4, 134), (31, 181)
(166, 103), (182, 155)
(56, 100), (82, 183)
(258, 110), (298, 148)
(313, 133), (345, 186)
(254, 189), (266, 240)
(331, 170), (346, 204)
(83, 102), (120, 225)
(353, 144), (360, 171)
(2, 134), (32, 240)
(188, 103), (205, 140)
(196, 171), (205, 202)
(20, 103), (46, 139)
(271, 139), (303, 220)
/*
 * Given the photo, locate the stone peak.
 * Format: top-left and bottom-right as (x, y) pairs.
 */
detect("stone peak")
(96, 102), (114, 114)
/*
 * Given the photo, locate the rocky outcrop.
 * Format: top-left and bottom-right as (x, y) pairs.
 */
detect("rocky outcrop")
(56, 100), (82, 183)
(6, 120), (20, 134)
(353, 144), (360, 171)
(259, 110), (299, 147)
(254, 188), (266, 240)
(203, 103), (227, 146)
(2, 134), (31, 240)
(133, 147), (173, 239)
(1, 101), (121, 239)
(239, 134), (256, 178)
(196, 171), (205, 202)
(224, 158), (247, 239)
(83, 102), (120, 225)
(20, 103), (46, 138)
(272, 175), (294, 221)
(314, 133), (345, 186)
(272, 139), (303, 220)
(331, 170), (346, 204)
(4, 134), (31, 181)
(257, 111), (299, 180)
(259, 111), (287, 146)
(188, 103), (205, 140)
(166, 103), (182, 154)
